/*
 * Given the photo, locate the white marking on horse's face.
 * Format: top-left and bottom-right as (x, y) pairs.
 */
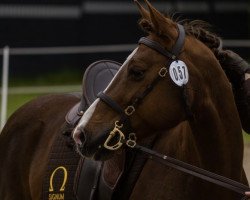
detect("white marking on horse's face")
(73, 48), (138, 144)
(73, 99), (99, 144)
(104, 47), (138, 92)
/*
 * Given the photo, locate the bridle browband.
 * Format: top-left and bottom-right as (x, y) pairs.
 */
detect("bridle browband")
(96, 24), (250, 198)
(138, 24), (185, 60)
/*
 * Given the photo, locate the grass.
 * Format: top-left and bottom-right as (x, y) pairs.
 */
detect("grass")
(243, 132), (250, 144)
(5, 67), (82, 115)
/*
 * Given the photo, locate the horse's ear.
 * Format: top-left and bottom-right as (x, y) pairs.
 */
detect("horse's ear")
(134, 0), (150, 20)
(144, 0), (177, 39)
(134, 0), (154, 33)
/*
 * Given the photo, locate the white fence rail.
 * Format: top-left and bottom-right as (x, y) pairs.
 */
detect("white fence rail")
(0, 2), (248, 18)
(0, 44), (136, 56)
(8, 85), (81, 95)
(1, 47), (9, 130)
(1, 40), (250, 130)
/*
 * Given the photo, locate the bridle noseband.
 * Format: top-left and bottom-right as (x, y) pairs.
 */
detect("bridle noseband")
(97, 24), (186, 151)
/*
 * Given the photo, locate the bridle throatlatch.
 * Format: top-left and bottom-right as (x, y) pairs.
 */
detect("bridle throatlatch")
(98, 24), (186, 151)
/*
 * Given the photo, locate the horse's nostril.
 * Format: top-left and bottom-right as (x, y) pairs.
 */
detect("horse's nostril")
(79, 131), (86, 144)
(73, 128), (86, 145)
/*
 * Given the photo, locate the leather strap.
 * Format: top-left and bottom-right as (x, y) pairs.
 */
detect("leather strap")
(133, 144), (250, 196)
(138, 37), (176, 59)
(97, 92), (125, 115)
(172, 24), (185, 56)
(138, 24), (185, 60)
(75, 159), (102, 200)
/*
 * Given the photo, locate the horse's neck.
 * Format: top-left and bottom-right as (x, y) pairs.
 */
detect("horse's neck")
(190, 89), (244, 176)
(128, 87), (244, 199)
(129, 111), (243, 199)
(129, 122), (202, 199)
(102, 152), (125, 187)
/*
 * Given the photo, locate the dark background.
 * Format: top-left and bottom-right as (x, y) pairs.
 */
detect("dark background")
(0, 0), (249, 84)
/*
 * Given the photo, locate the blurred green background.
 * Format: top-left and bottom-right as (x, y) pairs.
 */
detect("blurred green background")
(4, 69), (82, 117)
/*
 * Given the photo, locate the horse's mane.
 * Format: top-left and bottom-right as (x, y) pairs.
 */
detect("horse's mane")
(179, 20), (245, 100)
(180, 20), (221, 52)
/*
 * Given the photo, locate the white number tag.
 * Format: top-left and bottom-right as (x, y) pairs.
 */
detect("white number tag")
(169, 60), (189, 86)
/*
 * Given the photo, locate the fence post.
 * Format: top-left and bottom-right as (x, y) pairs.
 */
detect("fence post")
(1, 46), (10, 131)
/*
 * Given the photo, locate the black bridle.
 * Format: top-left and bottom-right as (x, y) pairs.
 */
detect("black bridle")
(97, 24), (250, 198)
(97, 24), (186, 150)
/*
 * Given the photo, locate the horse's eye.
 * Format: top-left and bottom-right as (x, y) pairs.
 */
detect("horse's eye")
(129, 68), (145, 80)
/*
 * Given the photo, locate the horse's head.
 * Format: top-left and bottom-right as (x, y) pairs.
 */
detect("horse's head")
(73, 0), (230, 160)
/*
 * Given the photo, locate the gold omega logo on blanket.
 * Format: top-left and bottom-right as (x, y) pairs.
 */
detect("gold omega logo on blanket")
(48, 166), (68, 200)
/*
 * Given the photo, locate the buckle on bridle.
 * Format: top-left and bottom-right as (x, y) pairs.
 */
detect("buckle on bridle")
(126, 133), (137, 148)
(125, 105), (135, 116)
(103, 121), (125, 151)
(158, 67), (168, 77)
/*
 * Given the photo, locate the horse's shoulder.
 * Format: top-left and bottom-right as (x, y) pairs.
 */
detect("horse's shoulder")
(156, 121), (200, 163)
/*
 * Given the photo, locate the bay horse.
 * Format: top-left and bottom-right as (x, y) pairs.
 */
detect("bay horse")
(73, 0), (248, 199)
(0, 0), (248, 200)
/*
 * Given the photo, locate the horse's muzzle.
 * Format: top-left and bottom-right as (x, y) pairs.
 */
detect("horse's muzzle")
(73, 127), (86, 146)
(73, 128), (95, 157)
(72, 126), (104, 156)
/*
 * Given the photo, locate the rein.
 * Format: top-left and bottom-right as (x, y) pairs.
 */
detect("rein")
(97, 23), (250, 198)
(132, 144), (250, 196)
